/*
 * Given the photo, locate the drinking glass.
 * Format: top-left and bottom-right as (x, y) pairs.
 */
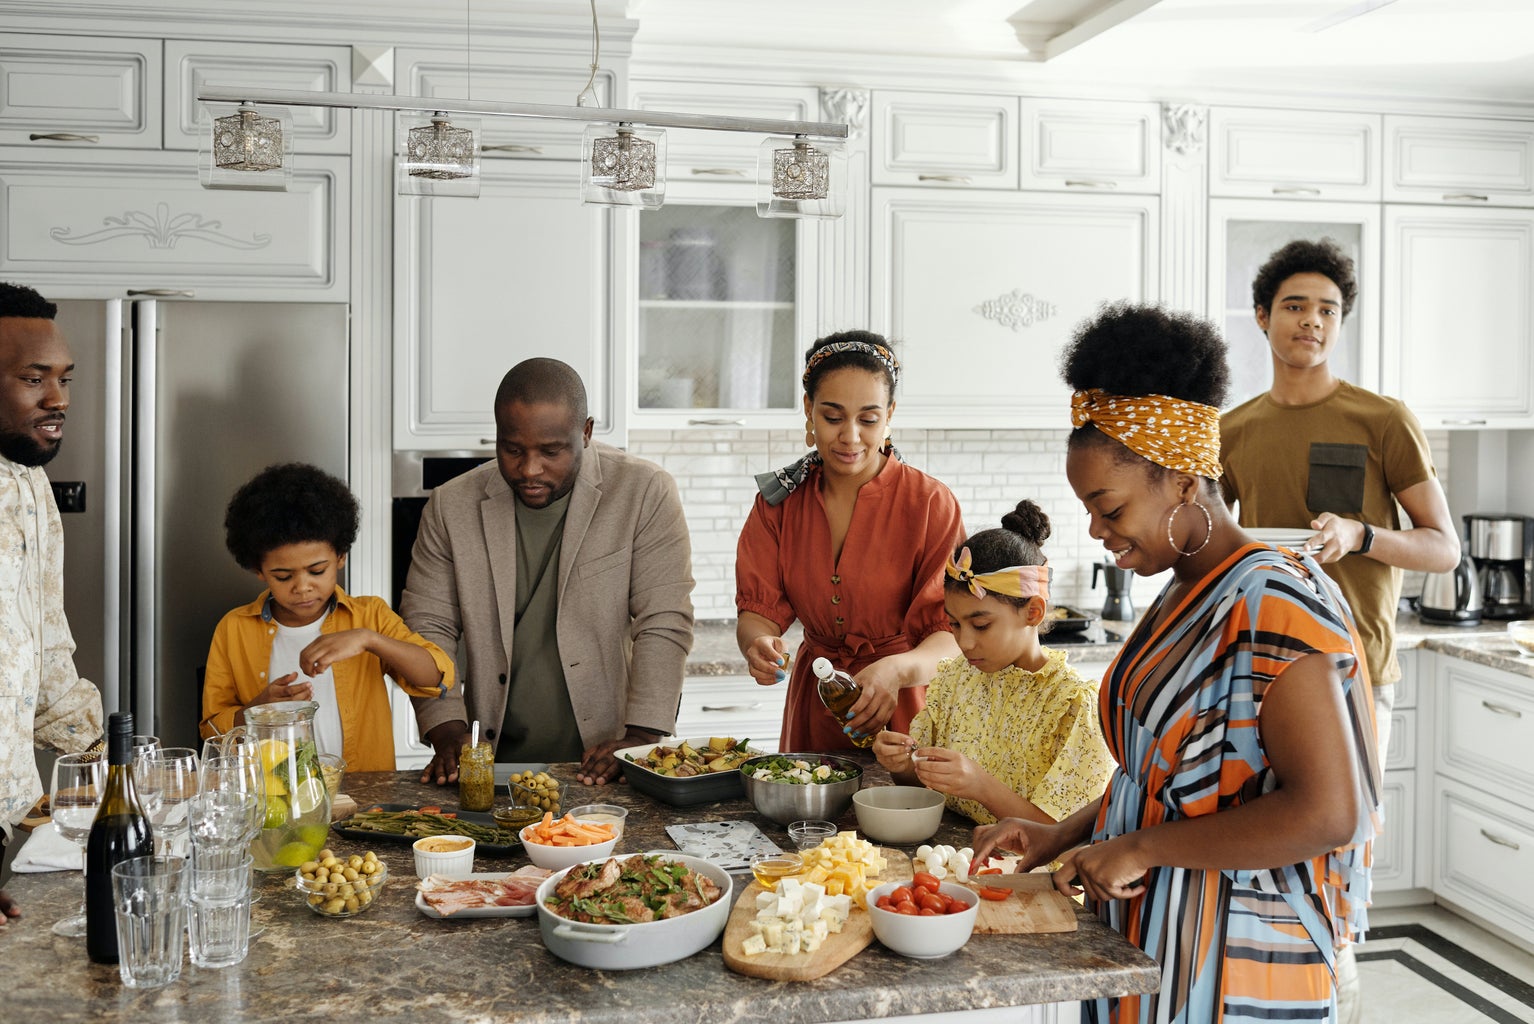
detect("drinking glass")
(131, 735), (161, 767)
(135, 747), (199, 858)
(49, 752), (106, 937)
(188, 791), (260, 851)
(110, 856), (188, 989)
(199, 754), (267, 843)
(187, 849), (253, 969)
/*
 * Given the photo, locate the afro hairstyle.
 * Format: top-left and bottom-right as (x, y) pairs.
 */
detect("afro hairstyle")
(1250, 237), (1358, 320)
(223, 462), (359, 572)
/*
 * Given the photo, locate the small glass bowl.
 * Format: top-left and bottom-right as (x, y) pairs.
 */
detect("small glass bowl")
(750, 851), (804, 890)
(566, 803), (629, 839)
(507, 777), (567, 817)
(294, 860), (387, 917)
(787, 819), (837, 850)
(490, 802), (544, 831)
(317, 753), (346, 802)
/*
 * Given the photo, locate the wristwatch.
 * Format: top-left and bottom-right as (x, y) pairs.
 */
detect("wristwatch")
(1352, 523), (1376, 556)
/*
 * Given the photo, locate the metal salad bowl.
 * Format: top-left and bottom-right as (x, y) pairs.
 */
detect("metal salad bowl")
(739, 752), (863, 826)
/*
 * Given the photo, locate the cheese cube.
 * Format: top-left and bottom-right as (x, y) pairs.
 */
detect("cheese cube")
(801, 882), (826, 902)
(741, 934), (768, 956)
(763, 921), (784, 949)
(778, 877), (802, 898)
(825, 878), (845, 897)
(748, 919), (765, 936)
(782, 930), (802, 955)
(776, 890), (803, 917)
(819, 906), (844, 933)
(755, 905), (779, 923)
(802, 932), (823, 953)
(826, 893), (852, 919)
(755, 891), (779, 910)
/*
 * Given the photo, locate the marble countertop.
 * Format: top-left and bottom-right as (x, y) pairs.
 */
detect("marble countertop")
(0, 763), (1158, 1024)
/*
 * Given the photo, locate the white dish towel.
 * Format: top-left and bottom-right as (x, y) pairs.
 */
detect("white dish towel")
(10, 822), (84, 873)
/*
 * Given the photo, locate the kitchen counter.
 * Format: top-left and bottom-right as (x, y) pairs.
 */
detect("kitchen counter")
(0, 764), (1158, 1024)
(1394, 613), (1534, 679)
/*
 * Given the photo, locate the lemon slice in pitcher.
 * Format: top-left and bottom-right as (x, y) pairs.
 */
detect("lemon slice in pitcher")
(290, 777), (327, 818)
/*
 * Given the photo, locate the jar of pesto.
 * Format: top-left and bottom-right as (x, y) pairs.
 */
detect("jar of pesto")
(458, 740), (495, 812)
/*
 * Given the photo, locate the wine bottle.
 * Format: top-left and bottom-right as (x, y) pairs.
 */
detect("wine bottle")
(812, 657), (874, 749)
(86, 710), (154, 964)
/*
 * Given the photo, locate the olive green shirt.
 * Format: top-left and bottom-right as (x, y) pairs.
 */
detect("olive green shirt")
(497, 492), (583, 762)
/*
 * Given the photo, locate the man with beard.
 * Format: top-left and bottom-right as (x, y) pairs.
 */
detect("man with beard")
(0, 282), (104, 925)
(403, 357), (694, 787)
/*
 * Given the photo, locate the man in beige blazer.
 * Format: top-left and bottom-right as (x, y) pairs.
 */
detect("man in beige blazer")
(402, 358), (694, 786)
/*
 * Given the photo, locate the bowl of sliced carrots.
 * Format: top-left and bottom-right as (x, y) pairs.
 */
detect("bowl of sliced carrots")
(519, 812), (620, 870)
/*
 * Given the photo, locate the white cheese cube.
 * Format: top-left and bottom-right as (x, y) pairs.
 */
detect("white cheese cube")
(755, 905), (779, 923)
(748, 919), (765, 936)
(799, 897), (823, 926)
(778, 877), (802, 898)
(801, 882), (826, 903)
(776, 890), (803, 916)
(802, 932), (823, 953)
(756, 891), (779, 910)
(741, 934), (768, 956)
(782, 930), (802, 955)
(819, 906), (845, 933)
(826, 894), (852, 920)
(763, 921), (784, 949)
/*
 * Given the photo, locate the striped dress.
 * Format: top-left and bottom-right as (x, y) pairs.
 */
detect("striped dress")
(1085, 543), (1383, 1024)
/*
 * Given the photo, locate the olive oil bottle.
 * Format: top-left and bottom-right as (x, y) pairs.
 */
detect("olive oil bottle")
(85, 711), (154, 964)
(813, 657), (874, 749)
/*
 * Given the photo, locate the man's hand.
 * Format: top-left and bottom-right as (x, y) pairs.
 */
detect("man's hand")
(0, 887), (18, 924)
(578, 728), (660, 785)
(420, 721), (470, 785)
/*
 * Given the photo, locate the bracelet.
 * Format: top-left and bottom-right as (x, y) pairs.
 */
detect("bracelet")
(84, 735), (106, 754)
(1352, 523), (1376, 556)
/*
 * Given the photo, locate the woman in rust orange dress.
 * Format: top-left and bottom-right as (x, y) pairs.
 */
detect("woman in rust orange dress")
(735, 331), (964, 753)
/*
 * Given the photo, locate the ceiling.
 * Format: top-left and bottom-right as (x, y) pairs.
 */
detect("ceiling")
(626, 0), (1534, 107)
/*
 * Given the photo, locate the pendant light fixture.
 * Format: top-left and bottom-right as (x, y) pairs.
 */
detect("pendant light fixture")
(756, 135), (846, 219)
(396, 1), (482, 197)
(577, 2), (666, 209)
(199, 101), (293, 191)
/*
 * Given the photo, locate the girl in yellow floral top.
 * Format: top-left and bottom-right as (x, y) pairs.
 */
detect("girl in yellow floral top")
(874, 500), (1115, 825)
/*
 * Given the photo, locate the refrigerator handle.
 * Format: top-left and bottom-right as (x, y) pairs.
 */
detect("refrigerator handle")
(102, 301), (124, 713)
(133, 299), (158, 733)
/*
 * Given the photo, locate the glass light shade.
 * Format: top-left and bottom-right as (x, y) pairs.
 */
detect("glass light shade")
(199, 103), (293, 191)
(397, 113), (481, 198)
(756, 136), (846, 219)
(581, 123), (666, 209)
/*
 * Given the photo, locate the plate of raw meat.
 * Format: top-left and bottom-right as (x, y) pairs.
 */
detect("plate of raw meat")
(415, 867), (554, 918)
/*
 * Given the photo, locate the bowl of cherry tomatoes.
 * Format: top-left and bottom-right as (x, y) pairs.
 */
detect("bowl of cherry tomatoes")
(865, 871), (980, 958)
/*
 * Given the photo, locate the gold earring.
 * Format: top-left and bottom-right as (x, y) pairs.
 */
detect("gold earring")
(805, 418), (815, 448)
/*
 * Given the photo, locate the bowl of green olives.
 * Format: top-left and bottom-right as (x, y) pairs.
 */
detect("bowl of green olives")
(295, 849), (388, 917)
(506, 770), (566, 817)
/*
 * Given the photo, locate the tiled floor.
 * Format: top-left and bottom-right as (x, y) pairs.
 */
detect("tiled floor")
(1359, 906), (1534, 1023)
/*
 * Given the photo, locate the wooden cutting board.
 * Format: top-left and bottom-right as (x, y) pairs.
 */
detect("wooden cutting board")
(965, 872), (1078, 934)
(722, 849), (912, 981)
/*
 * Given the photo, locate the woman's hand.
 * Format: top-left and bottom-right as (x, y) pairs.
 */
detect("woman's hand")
(1064, 834), (1149, 903)
(971, 816), (1064, 871)
(845, 658), (903, 737)
(911, 747), (987, 803)
(872, 729), (915, 773)
(745, 635), (790, 687)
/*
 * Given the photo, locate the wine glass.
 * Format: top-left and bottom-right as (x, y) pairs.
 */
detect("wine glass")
(131, 734), (160, 767)
(49, 752), (106, 938)
(135, 747), (199, 858)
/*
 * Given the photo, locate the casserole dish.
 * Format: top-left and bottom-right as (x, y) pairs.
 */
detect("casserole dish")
(613, 737), (758, 807)
(534, 852), (732, 969)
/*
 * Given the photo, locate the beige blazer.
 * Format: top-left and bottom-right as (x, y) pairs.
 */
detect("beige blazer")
(402, 442), (694, 750)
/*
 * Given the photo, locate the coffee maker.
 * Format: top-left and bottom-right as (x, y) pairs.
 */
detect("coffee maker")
(1464, 513), (1534, 620)
(1092, 560), (1135, 622)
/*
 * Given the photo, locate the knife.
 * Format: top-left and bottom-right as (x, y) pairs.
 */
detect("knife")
(967, 870), (1054, 891)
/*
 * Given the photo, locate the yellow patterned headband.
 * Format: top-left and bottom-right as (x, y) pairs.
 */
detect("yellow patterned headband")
(1070, 388), (1223, 479)
(944, 547), (1050, 602)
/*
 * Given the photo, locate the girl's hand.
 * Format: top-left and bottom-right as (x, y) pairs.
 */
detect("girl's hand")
(299, 629), (372, 677)
(872, 729), (914, 773)
(745, 635), (790, 687)
(1066, 834), (1149, 903)
(911, 747), (986, 802)
(971, 816), (1062, 871)
(844, 658), (902, 738)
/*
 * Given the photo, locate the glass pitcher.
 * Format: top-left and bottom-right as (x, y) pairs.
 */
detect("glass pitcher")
(218, 701), (332, 872)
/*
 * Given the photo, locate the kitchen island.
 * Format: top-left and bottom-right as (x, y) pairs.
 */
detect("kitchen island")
(0, 762), (1158, 1024)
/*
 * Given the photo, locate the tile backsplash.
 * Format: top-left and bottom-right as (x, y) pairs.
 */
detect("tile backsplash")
(627, 427), (1452, 622)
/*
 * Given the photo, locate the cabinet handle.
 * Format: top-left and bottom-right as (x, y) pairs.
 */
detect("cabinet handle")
(687, 418), (746, 426)
(1480, 828), (1521, 851)
(1443, 193), (1489, 202)
(1441, 418), (1488, 426)
(481, 143), (544, 154)
(918, 174), (973, 184)
(1481, 700), (1523, 718)
(29, 132), (99, 143)
(126, 289), (195, 298)
(701, 703), (765, 712)
(479, 438), (497, 446)
(1065, 179), (1118, 189)
(1272, 186), (1322, 196)
(689, 167), (746, 177)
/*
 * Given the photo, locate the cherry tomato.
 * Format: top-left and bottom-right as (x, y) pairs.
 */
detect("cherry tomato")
(918, 907), (938, 915)
(889, 886), (914, 904)
(938, 894), (960, 913)
(976, 866), (1002, 876)
(977, 885), (1011, 901)
(893, 901), (919, 915)
(911, 871), (941, 893)
(876, 896), (896, 911)
(916, 890), (945, 913)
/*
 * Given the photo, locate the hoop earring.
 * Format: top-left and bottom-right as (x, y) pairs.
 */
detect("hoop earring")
(881, 430), (892, 454)
(1166, 500), (1212, 557)
(805, 418), (816, 448)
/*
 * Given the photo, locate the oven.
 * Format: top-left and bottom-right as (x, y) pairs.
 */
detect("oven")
(391, 451), (494, 609)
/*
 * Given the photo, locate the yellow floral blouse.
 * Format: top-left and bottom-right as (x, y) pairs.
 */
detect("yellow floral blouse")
(908, 649), (1115, 825)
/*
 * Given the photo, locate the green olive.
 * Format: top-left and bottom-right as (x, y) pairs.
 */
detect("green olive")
(323, 897), (346, 914)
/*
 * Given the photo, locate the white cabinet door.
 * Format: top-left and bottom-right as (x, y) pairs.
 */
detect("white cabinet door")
(1432, 778), (1534, 948)
(394, 159), (622, 450)
(1385, 115), (1534, 207)
(673, 675), (785, 753)
(872, 90), (1018, 190)
(0, 148), (347, 300)
(1432, 655), (1534, 811)
(1019, 98), (1160, 195)
(1381, 205), (1534, 428)
(0, 33), (161, 149)
(400, 47), (615, 163)
(871, 188), (1158, 428)
(1372, 769), (1414, 892)
(1210, 107), (1381, 201)
(1207, 199), (1381, 410)
(164, 39), (351, 154)
(630, 79), (820, 187)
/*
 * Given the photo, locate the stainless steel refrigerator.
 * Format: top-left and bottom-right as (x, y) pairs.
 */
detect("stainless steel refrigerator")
(47, 297), (349, 749)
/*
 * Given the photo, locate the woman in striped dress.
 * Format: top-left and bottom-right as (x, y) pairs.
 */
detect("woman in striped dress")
(974, 303), (1383, 1024)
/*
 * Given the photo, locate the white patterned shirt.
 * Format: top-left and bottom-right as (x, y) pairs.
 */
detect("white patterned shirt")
(1, 456), (103, 843)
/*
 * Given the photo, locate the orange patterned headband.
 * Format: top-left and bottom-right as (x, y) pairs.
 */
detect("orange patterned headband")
(945, 547), (1050, 602)
(1070, 388), (1222, 479)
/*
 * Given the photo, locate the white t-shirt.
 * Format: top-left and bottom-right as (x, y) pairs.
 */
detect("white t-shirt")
(269, 617), (343, 757)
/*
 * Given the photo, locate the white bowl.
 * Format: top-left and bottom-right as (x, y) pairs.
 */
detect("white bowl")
(1508, 619), (1534, 657)
(412, 834), (475, 878)
(852, 785), (946, 845)
(519, 822), (619, 871)
(865, 880), (979, 958)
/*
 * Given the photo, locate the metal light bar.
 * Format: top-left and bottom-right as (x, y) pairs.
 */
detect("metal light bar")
(197, 87), (849, 140)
